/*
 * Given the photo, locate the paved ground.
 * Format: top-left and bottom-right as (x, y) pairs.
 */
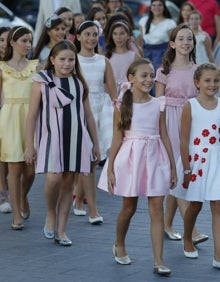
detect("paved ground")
(0, 167), (219, 282)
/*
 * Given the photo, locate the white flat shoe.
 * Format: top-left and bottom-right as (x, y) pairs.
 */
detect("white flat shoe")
(72, 200), (86, 216)
(183, 248), (198, 258)
(89, 216), (103, 224)
(165, 229), (182, 240)
(192, 233), (209, 245)
(213, 259), (220, 268)
(153, 265), (171, 275)
(112, 244), (131, 265)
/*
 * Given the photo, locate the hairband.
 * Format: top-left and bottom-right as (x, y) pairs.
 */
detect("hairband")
(77, 20), (103, 35)
(112, 21), (129, 30)
(45, 14), (60, 28)
(12, 26), (26, 40)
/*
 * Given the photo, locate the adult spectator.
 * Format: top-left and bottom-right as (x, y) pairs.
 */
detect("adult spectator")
(33, 0), (81, 46)
(139, 0), (176, 71)
(188, 0), (220, 48)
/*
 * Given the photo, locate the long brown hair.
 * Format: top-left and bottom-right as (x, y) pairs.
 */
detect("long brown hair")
(44, 40), (89, 100)
(161, 23), (196, 75)
(119, 58), (153, 130)
(4, 26), (32, 61)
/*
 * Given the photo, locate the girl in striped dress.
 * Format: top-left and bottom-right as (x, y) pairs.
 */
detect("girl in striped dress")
(24, 40), (100, 246)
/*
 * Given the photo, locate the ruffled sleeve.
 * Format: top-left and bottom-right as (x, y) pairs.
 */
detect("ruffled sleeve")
(155, 67), (167, 85)
(158, 96), (166, 112)
(33, 70), (74, 108)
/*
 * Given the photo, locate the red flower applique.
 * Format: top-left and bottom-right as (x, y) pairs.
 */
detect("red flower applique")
(190, 174), (197, 182)
(198, 169), (203, 177)
(202, 129), (210, 137)
(203, 148), (208, 153)
(194, 137), (201, 145)
(209, 136), (217, 144)
(182, 182), (188, 189)
(212, 124), (217, 130)
(194, 154), (199, 161)
(188, 155), (192, 162)
(201, 158), (206, 163)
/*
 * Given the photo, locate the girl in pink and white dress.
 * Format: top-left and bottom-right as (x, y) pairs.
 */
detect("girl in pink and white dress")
(98, 58), (176, 275)
(25, 40), (100, 246)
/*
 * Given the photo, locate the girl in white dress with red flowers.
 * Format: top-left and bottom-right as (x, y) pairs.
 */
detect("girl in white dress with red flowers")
(177, 63), (220, 268)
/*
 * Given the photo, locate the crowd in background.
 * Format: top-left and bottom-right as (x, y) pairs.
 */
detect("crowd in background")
(0, 0), (220, 276)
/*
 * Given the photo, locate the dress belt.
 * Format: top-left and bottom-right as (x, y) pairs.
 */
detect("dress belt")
(123, 134), (160, 141)
(4, 98), (29, 104)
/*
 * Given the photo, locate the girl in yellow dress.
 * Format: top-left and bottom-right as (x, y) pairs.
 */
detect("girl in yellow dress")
(0, 26), (38, 230)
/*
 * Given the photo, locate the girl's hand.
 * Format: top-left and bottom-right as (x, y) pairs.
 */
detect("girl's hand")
(92, 144), (101, 165)
(107, 171), (115, 195)
(170, 168), (177, 189)
(182, 173), (191, 189)
(24, 147), (36, 165)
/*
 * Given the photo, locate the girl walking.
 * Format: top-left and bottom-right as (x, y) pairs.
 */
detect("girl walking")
(0, 26), (38, 229)
(155, 23), (208, 243)
(99, 58), (177, 275)
(105, 21), (140, 92)
(73, 20), (117, 223)
(178, 63), (220, 268)
(25, 40), (100, 245)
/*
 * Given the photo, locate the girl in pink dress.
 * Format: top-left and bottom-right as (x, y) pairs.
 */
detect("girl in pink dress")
(105, 21), (140, 93)
(98, 58), (176, 275)
(155, 23), (208, 244)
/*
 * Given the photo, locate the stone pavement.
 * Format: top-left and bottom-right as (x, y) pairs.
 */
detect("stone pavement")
(0, 167), (219, 282)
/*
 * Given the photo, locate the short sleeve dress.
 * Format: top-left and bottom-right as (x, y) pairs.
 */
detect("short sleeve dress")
(98, 96), (171, 197)
(33, 70), (93, 174)
(155, 65), (198, 162)
(0, 60), (38, 162)
(174, 98), (220, 202)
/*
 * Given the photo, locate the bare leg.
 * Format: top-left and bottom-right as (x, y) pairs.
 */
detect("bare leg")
(76, 164), (100, 217)
(44, 173), (62, 231)
(73, 174), (85, 210)
(56, 172), (75, 238)
(177, 198), (203, 238)
(148, 196), (165, 266)
(115, 197), (138, 257)
(164, 195), (177, 232)
(210, 200), (220, 262)
(7, 162), (23, 225)
(183, 201), (202, 252)
(20, 163), (35, 217)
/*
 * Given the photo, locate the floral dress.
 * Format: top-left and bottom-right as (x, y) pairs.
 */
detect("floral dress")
(174, 98), (220, 202)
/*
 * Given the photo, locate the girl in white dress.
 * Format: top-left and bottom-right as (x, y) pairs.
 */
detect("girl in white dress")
(178, 63), (220, 268)
(188, 10), (214, 65)
(73, 21), (117, 223)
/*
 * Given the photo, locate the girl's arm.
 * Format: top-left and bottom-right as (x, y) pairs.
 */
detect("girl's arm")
(180, 102), (192, 189)
(204, 32), (214, 63)
(83, 97), (101, 164)
(159, 111), (177, 188)
(107, 108), (123, 194)
(155, 81), (166, 97)
(24, 81), (42, 165)
(104, 58), (118, 100)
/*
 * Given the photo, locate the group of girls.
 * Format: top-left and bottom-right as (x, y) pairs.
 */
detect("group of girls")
(0, 0), (219, 277)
